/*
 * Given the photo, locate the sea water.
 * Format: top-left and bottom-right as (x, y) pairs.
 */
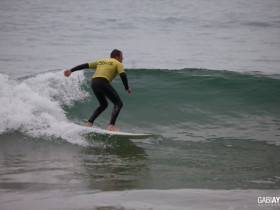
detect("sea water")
(0, 0), (280, 209)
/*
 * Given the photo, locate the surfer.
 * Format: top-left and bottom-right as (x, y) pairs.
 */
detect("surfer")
(64, 49), (131, 132)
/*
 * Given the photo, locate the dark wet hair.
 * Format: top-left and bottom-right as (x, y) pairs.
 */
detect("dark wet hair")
(110, 49), (122, 58)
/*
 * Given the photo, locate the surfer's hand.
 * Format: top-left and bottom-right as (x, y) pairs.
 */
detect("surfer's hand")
(64, 70), (71, 77)
(126, 88), (132, 94)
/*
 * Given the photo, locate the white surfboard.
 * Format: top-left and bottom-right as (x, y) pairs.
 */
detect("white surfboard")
(88, 127), (152, 139)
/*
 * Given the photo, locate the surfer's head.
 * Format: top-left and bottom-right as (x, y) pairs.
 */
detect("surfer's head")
(111, 49), (123, 63)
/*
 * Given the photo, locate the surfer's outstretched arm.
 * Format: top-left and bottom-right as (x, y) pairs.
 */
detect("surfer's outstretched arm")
(64, 63), (89, 77)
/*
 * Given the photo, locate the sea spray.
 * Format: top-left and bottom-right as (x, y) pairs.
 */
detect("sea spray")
(0, 71), (91, 145)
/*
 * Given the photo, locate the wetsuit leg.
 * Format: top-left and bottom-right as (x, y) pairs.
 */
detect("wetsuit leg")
(88, 78), (123, 125)
(103, 84), (123, 125)
(88, 78), (108, 123)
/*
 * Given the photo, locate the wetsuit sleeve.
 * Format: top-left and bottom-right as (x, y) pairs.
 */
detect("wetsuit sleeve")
(71, 63), (89, 72)
(119, 72), (129, 90)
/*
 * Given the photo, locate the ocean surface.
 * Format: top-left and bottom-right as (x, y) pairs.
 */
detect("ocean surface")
(1, 0), (280, 209)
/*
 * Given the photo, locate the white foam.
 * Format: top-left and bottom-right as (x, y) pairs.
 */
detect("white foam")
(0, 71), (93, 145)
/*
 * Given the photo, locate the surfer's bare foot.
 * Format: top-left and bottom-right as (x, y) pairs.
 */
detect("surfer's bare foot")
(107, 125), (120, 132)
(85, 122), (93, 127)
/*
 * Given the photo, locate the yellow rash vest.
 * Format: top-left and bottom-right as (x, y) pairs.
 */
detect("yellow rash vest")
(88, 58), (125, 82)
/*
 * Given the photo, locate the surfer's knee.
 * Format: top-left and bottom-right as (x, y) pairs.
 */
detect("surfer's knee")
(112, 101), (123, 116)
(115, 101), (123, 112)
(113, 99), (123, 109)
(117, 101), (123, 109)
(100, 102), (108, 110)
